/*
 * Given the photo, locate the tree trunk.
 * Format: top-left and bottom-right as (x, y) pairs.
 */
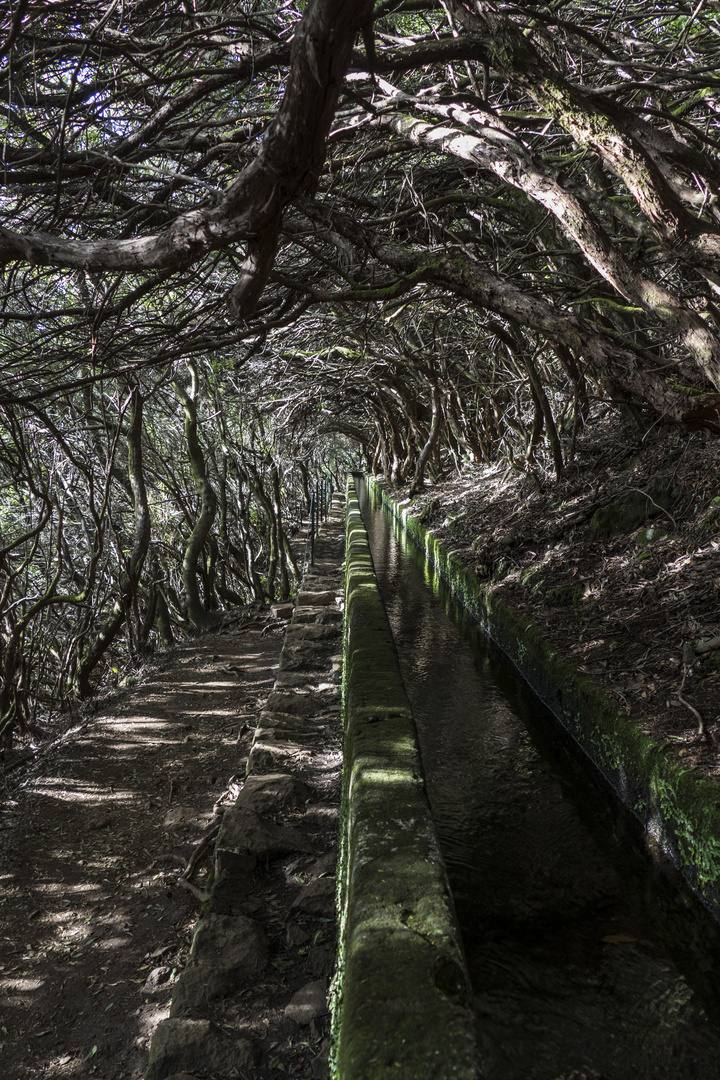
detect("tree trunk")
(76, 387), (151, 696)
(271, 465), (290, 601)
(522, 353), (564, 479)
(154, 586), (174, 647)
(410, 385), (443, 495)
(376, 105), (720, 390)
(174, 362), (217, 631)
(298, 461), (312, 512)
(246, 462), (279, 601)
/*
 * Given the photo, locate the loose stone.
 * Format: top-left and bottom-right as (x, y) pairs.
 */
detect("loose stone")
(291, 876), (336, 916)
(145, 1018), (258, 1080)
(296, 590), (337, 606)
(235, 772), (311, 813)
(217, 806), (316, 858)
(271, 602), (294, 619)
(143, 966), (173, 994)
(284, 979), (328, 1025)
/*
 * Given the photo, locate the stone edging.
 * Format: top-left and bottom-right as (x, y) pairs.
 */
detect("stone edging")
(332, 479), (479, 1080)
(373, 478), (720, 919)
(144, 495), (346, 1080)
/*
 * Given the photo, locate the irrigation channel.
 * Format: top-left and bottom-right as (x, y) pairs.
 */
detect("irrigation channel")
(357, 480), (720, 1080)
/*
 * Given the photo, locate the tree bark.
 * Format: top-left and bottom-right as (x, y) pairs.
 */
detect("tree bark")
(246, 462), (279, 601)
(0, 0), (374, 323)
(410, 384), (443, 495)
(271, 465), (290, 601)
(305, 201), (708, 429)
(444, 3), (720, 273)
(174, 363), (218, 631)
(76, 387), (151, 697)
(375, 105), (720, 389)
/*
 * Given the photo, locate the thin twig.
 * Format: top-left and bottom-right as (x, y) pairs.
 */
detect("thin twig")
(630, 487), (678, 530)
(677, 664), (707, 740)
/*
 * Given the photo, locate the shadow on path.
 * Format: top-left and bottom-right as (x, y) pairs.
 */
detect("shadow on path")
(0, 620), (283, 1080)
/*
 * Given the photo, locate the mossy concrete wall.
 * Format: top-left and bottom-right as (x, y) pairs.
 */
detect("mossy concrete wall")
(333, 481), (478, 1080)
(373, 479), (720, 919)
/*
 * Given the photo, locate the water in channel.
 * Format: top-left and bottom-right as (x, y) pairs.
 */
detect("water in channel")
(358, 481), (720, 1080)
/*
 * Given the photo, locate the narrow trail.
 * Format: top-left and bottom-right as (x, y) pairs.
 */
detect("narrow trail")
(142, 497), (345, 1080)
(0, 618), (285, 1080)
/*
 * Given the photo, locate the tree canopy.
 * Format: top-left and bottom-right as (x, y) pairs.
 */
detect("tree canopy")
(3, 0), (720, 748)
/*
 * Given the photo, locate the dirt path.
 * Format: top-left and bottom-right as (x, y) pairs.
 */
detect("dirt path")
(0, 617), (285, 1080)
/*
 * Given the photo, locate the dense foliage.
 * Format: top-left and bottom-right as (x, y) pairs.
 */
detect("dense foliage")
(2, 0), (720, 750)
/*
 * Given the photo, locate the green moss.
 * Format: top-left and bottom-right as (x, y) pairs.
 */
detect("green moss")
(333, 480), (479, 1080)
(545, 583), (584, 607)
(417, 497), (439, 525)
(635, 526), (670, 546)
(588, 483), (673, 541)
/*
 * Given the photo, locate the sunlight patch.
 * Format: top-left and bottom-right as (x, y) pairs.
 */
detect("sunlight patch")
(30, 783), (136, 804)
(33, 882), (103, 896)
(0, 976), (45, 991)
(99, 718), (176, 731)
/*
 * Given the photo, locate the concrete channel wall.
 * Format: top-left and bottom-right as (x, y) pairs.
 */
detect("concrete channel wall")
(372, 478), (720, 921)
(334, 480), (479, 1080)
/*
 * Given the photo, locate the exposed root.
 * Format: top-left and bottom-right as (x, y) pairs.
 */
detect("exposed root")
(181, 821), (221, 881)
(177, 876), (206, 903)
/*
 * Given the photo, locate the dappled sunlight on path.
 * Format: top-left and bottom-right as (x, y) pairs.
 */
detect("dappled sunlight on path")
(0, 621), (283, 1080)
